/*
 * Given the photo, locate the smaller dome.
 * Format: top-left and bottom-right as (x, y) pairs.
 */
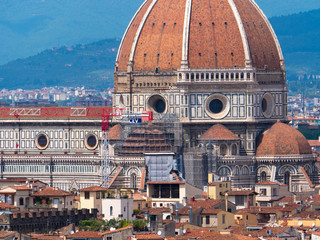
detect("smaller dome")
(108, 124), (123, 140)
(199, 124), (239, 140)
(256, 121), (312, 156)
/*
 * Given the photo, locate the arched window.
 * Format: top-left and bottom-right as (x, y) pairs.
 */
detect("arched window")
(110, 206), (113, 216)
(242, 166), (250, 175)
(261, 171), (267, 182)
(234, 166), (240, 175)
(220, 144), (227, 156)
(218, 167), (231, 176)
(284, 171), (290, 186)
(131, 173), (137, 189)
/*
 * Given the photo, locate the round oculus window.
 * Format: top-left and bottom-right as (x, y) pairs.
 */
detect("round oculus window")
(85, 134), (98, 150)
(261, 93), (275, 118)
(209, 99), (223, 114)
(147, 95), (167, 114)
(205, 94), (230, 119)
(35, 133), (49, 150)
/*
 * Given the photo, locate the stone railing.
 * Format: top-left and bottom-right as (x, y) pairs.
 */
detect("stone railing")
(177, 68), (256, 83)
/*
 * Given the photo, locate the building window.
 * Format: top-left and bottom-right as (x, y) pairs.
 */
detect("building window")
(206, 216), (210, 224)
(110, 206), (113, 216)
(235, 195), (245, 206)
(96, 192), (100, 199)
(85, 191), (90, 199)
(273, 188), (277, 196)
(222, 215), (225, 224)
(260, 188), (267, 196)
(19, 198), (24, 206)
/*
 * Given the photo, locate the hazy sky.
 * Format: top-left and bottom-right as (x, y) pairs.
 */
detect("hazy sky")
(0, 0), (319, 65)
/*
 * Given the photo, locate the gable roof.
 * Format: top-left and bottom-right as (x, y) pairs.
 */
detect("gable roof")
(199, 124), (239, 140)
(32, 187), (72, 197)
(66, 231), (102, 239)
(255, 181), (279, 186)
(79, 186), (108, 192)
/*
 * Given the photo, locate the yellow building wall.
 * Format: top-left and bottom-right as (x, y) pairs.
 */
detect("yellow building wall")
(234, 213), (258, 226)
(207, 181), (231, 200)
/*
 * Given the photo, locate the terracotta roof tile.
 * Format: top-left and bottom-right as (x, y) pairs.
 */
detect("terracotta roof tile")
(237, 206), (282, 214)
(199, 124), (239, 140)
(308, 140), (320, 147)
(135, 233), (164, 239)
(142, 207), (170, 215)
(256, 121), (312, 156)
(67, 231), (102, 239)
(108, 124), (123, 140)
(32, 187), (72, 197)
(133, 193), (145, 201)
(178, 199), (224, 215)
(101, 225), (133, 236)
(225, 190), (256, 196)
(0, 202), (17, 209)
(200, 208), (222, 215)
(79, 186), (109, 192)
(10, 185), (32, 190)
(108, 167), (123, 188)
(0, 231), (17, 238)
(300, 166), (315, 188)
(255, 180), (279, 185)
(139, 167), (146, 190)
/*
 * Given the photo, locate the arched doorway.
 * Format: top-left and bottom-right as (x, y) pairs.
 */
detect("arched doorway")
(130, 173), (137, 189)
(261, 171), (267, 182)
(284, 171), (290, 190)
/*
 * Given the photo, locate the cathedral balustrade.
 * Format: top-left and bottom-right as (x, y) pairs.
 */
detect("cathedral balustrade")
(112, 156), (145, 165)
(256, 154), (316, 163)
(218, 155), (254, 164)
(177, 68), (256, 83)
(1, 154), (101, 164)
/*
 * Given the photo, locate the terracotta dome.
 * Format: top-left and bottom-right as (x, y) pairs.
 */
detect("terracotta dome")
(199, 124), (239, 140)
(116, 0), (284, 72)
(108, 124), (123, 140)
(256, 121), (312, 156)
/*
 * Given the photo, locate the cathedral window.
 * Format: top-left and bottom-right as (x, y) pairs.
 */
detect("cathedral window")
(241, 166), (249, 175)
(261, 171), (267, 182)
(231, 144), (237, 155)
(130, 173), (137, 189)
(220, 144), (227, 156)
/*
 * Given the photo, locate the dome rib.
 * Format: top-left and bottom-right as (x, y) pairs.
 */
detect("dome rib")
(116, 0), (149, 64)
(116, 0), (154, 71)
(227, 0), (252, 67)
(249, 0), (285, 70)
(129, 0), (158, 67)
(181, 0), (193, 68)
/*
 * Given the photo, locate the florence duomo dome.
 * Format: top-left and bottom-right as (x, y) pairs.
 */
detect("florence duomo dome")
(112, 0), (318, 192)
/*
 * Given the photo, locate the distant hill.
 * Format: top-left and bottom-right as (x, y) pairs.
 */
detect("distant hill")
(0, 39), (119, 90)
(1, 9), (320, 92)
(0, 0), (320, 65)
(269, 9), (320, 81)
